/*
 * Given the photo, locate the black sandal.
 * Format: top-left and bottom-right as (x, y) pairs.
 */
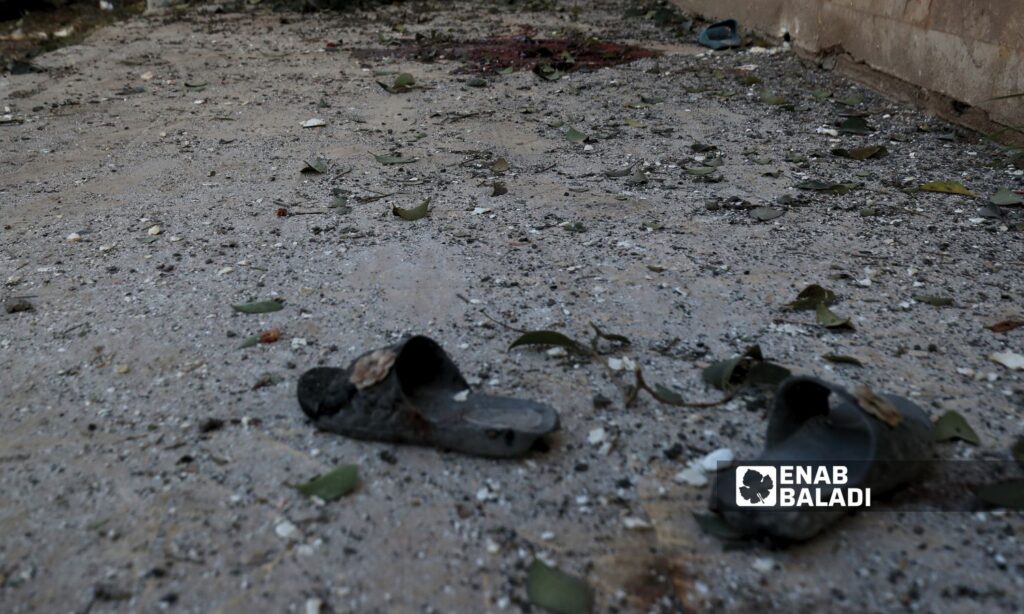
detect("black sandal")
(297, 336), (560, 458)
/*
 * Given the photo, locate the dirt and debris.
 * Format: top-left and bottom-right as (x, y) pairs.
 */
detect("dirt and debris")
(1, 0), (1022, 612)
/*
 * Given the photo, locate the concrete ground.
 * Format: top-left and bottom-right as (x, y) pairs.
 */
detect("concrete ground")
(1, 1), (1023, 612)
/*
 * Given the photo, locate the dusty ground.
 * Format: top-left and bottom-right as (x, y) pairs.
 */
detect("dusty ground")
(2, 1), (1023, 612)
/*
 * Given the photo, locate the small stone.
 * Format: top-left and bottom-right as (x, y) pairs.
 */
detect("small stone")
(275, 521), (299, 539)
(623, 517), (651, 530)
(305, 598), (322, 614)
(752, 557), (775, 573)
(674, 465), (708, 487)
(587, 427), (606, 445)
(452, 390), (469, 402)
(147, 225), (162, 236)
(302, 118), (326, 128)
(66, 232), (81, 242)
(700, 448), (734, 472)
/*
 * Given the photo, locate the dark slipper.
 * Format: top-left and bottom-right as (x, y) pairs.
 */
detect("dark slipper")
(698, 19), (742, 50)
(297, 336), (559, 458)
(709, 376), (934, 541)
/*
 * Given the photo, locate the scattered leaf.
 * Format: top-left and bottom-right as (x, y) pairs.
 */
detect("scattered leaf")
(760, 92), (790, 107)
(831, 146), (888, 160)
(509, 331), (588, 354)
(750, 207), (784, 222)
(915, 181), (977, 197)
(838, 116), (873, 135)
(816, 302), (854, 330)
(933, 410), (981, 445)
(624, 118), (644, 128)
(853, 385), (902, 428)
(822, 353), (863, 366)
(301, 158), (328, 174)
(393, 199), (430, 221)
(259, 328), (282, 344)
(785, 284), (837, 311)
(975, 479), (1024, 510)
(374, 152), (418, 165)
(703, 345), (790, 391)
(811, 89), (831, 101)
(237, 335), (260, 349)
(640, 94), (664, 104)
(990, 350), (1024, 370)
(490, 158), (510, 173)
(296, 465), (359, 501)
(989, 320), (1024, 333)
(378, 72), (416, 93)
(565, 127), (589, 144)
(232, 299), (284, 314)
(991, 188), (1024, 206)
(526, 560), (594, 614)
(604, 164), (635, 178)
(836, 92), (864, 106)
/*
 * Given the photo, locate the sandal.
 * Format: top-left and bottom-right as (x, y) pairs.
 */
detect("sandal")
(708, 376), (934, 540)
(297, 336), (560, 458)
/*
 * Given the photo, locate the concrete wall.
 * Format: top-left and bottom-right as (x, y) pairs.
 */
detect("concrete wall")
(672, 0), (1024, 140)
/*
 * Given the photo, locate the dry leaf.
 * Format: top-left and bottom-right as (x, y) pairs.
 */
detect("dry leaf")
(854, 385), (903, 428)
(350, 349), (398, 389)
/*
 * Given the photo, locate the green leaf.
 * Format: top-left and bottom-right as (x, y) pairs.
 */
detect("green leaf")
(703, 345), (790, 391)
(785, 284), (836, 311)
(838, 116), (872, 135)
(915, 181), (977, 197)
(836, 93), (864, 106)
(933, 410), (981, 445)
(750, 207), (784, 222)
(373, 153), (418, 165)
(378, 72), (416, 93)
(490, 158), (510, 173)
(913, 295), (954, 307)
(301, 157), (328, 174)
(745, 362), (792, 387)
(991, 188), (1024, 206)
(975, 479), (1024, 509)
(565, 127), (588, 144)
(296, 465), (359, 501)
(604, 164), (635, 178)
(811, 89), (831, 101)
(831, 146), (888, 160)
(652, 383), (685, 404)
(238, 335), (260, 349)
(760, 92), (790, 106)
(526, 560), (594, 614)
(795, 180), (860, 195)
(392, 199), (430, 221)
(692, 512), (743, 540)
(232, 299), (285, 314)
(509, 331), (588, 354)
(816, 302), (854, 330)
(822, 353), (863, 366)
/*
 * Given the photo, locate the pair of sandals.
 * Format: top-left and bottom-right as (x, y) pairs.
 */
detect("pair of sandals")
(297, 336), (934, 541)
